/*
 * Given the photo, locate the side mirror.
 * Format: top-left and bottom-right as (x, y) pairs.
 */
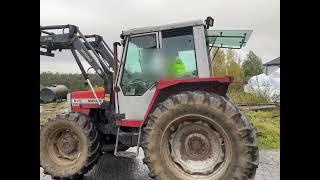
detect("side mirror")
(120, 33), (124, 39)
(205, 16), (214, 29)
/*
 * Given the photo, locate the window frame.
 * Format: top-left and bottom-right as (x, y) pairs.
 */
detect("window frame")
(120, 32), (160, 96)
(159, 26), (199, 78)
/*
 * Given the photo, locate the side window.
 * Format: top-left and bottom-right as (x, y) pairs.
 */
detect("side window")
(162, 27), (198, 78)
(121, 34), (157, 96)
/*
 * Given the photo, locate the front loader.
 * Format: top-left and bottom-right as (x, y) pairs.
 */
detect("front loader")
(40, 17), (259, 180)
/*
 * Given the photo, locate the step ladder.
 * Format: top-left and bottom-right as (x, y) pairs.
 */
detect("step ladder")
(114, 126), (142, 158)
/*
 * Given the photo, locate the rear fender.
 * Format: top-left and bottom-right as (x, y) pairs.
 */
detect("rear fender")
(142, 77), (232, 126)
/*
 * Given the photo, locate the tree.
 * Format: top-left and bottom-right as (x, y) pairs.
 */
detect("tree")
(211, 48), (227, 77)
(242, 51), (263, 80)
(228, 61), (244, 83)
(225, 49), (244, 83)
(211, 49), (244, 83)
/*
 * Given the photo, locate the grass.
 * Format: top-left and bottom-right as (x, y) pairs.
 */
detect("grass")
(228, 85), (280, 149)
(40, 111), (57, 125)
(41, 100), (68, 109)
(228, 88), (269, 105)
(40, 100), (68, 125)
(243, 109), (280, 149)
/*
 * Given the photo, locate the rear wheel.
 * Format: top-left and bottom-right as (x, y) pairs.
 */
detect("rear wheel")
(142, 91), (259, 180)
(40, 113), (100, 179)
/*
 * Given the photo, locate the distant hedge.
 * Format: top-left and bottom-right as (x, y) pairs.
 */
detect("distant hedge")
(40, 72), (104, 91)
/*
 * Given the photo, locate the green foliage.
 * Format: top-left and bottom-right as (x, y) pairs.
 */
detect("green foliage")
(211, 49), (244, 83)
(243, 110), (280, 149)
(212, 48), (227, 77)
(41, 100), (68, 109)
(226, 49), (242, 80)
(227, 61), (244, 83)
(40, 72), (104, 91)
(242, 51), (263, 80)
(225, 49), (237, 65)
(228, 87), (269, 105)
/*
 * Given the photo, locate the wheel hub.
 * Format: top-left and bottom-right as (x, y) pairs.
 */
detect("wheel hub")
(55, 132), (80, 161)
(185, 133), (210, 158)
(169, 121), (224, 175)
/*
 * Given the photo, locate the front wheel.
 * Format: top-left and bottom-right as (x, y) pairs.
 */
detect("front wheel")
(142, 91), (259, 180)
(40, 113), (100, 179)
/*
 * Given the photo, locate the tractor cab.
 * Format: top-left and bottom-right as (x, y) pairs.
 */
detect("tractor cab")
(115, 19), (252, 120)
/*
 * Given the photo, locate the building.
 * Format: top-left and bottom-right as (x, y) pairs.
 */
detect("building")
(263, 57), (280, 75)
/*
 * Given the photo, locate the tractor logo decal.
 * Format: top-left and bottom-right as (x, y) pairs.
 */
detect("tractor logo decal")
(72, 98), (103, 105)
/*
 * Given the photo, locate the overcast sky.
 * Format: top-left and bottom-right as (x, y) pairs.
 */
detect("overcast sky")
(40, 0), (280, 73)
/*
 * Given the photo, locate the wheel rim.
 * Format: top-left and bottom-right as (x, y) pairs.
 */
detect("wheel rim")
(161, 114), (232, 178)
(47, 127), (82, 166)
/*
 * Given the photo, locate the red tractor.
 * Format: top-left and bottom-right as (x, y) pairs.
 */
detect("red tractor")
(40, 17), (258, 179)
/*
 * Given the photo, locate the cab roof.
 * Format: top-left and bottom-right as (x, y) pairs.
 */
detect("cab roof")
(122, 20), (204, 36)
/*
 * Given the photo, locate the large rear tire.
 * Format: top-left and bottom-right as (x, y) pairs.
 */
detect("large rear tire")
(142, 91), (259, 180)
(40, 113), (100, 179)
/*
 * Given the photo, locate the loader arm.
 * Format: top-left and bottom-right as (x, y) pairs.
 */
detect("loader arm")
(84, 35), (114, 68)
(40, 24), (114, 93)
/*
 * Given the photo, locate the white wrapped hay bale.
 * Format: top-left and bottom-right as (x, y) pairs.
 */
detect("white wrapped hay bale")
(244, 68), (280, 102)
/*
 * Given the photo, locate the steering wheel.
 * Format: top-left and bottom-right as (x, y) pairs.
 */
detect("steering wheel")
(127, 79), (147, 86)
(126, 79), (149, 95)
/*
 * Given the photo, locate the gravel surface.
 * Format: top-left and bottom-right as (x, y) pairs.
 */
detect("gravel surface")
(40, 148), (279, 180)
(254, 149), (280, 180)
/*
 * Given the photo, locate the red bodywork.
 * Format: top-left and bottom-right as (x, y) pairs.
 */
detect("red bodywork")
(70, 77), (232, 127)
(116, 77), (232, 127)
(71, 89), (105, 115)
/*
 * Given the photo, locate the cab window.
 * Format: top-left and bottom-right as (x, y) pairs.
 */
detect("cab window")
(161, 27), (198, 78)
(121, 34), (157, 96)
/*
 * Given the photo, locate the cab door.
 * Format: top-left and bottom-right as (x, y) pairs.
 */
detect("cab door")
(115, 32), (159, 120)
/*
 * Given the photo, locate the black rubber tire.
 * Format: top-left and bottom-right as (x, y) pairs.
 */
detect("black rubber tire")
(40, 112), (101, 179)
(142, 91), (259, 180)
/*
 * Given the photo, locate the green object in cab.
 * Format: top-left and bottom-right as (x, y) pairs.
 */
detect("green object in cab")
(168, 57), (186, 77)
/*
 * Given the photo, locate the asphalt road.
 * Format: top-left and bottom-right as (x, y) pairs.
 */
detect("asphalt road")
(40, 148), (280, 180)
